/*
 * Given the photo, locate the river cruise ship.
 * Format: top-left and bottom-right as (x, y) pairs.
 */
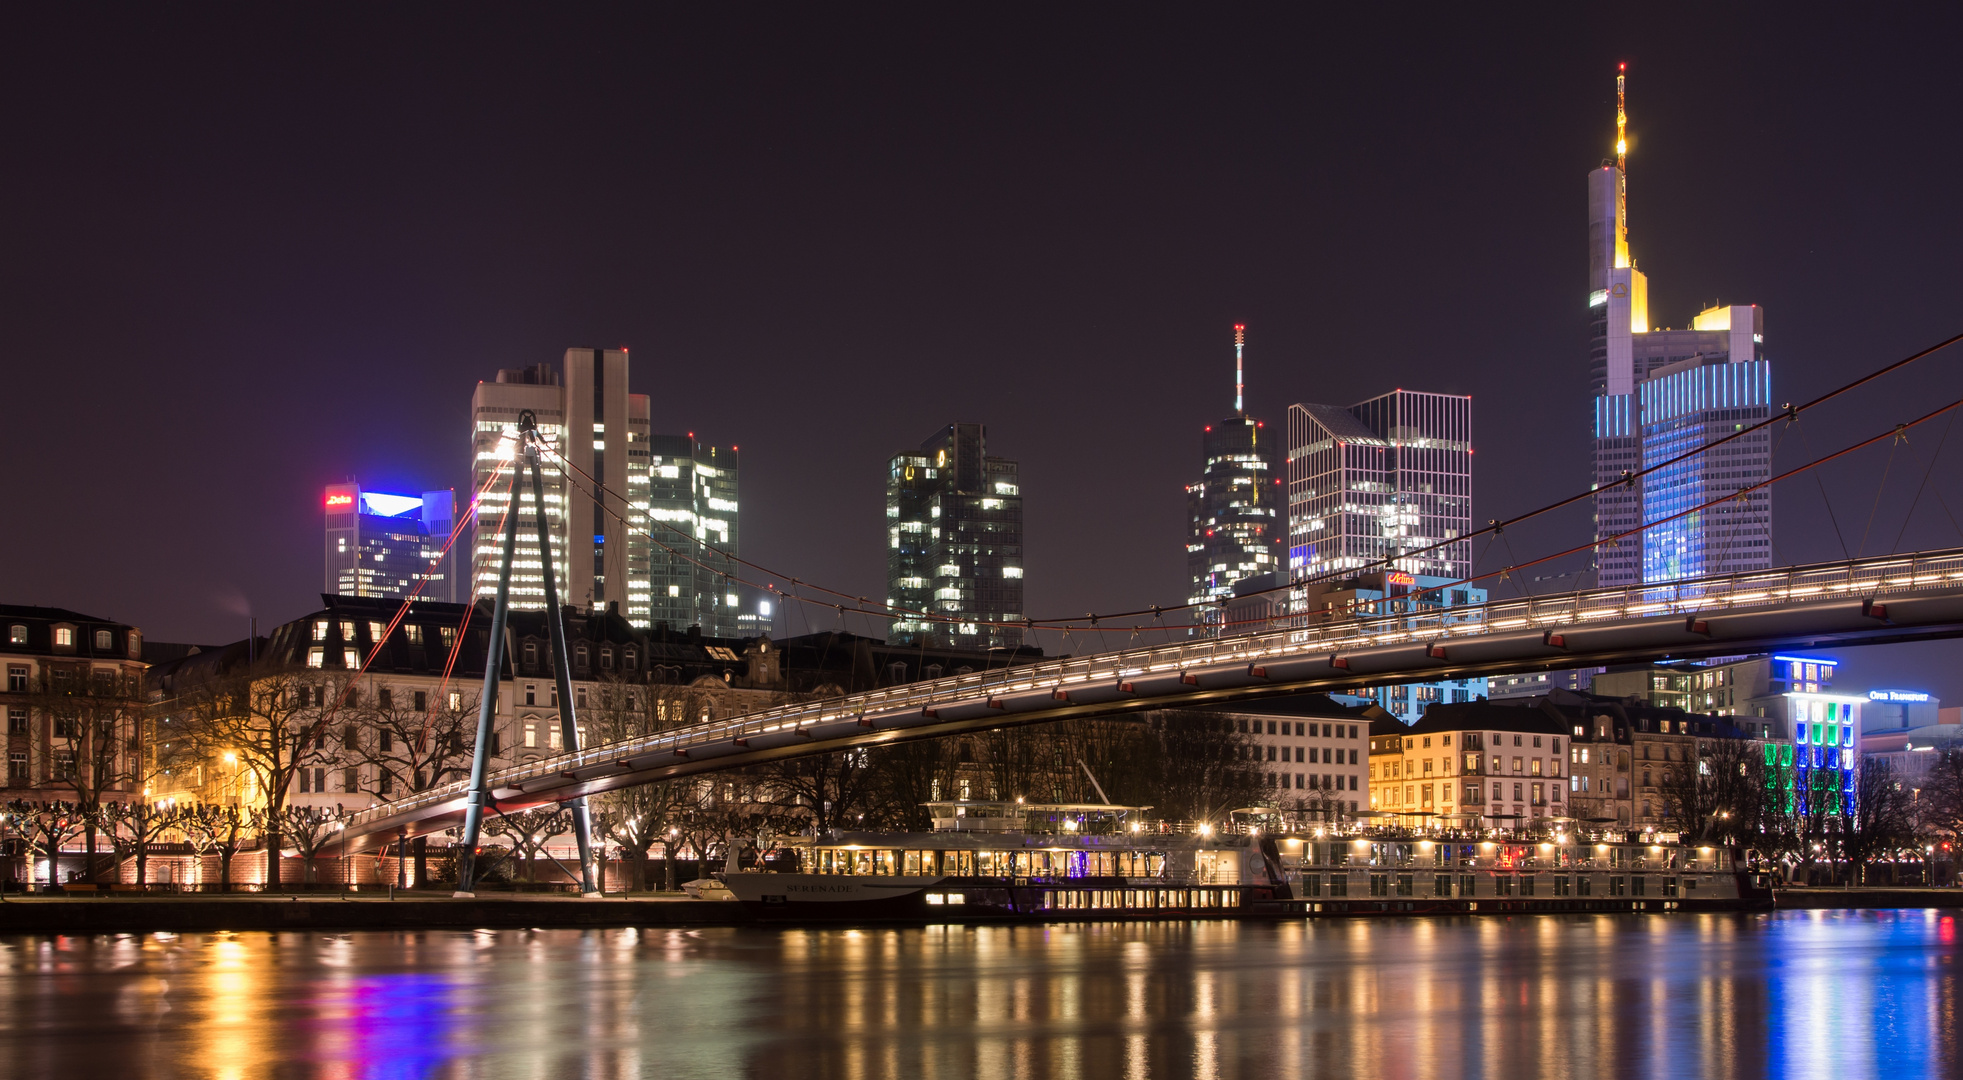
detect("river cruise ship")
(718, 802), (1776, 921)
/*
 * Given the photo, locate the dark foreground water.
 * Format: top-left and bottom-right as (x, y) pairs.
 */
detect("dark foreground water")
(0, 911), (1956, 1079)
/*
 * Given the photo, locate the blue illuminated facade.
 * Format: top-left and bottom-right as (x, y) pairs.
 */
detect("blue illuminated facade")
(1639, 358), (1773, 582)
(324, 482), (457, 602)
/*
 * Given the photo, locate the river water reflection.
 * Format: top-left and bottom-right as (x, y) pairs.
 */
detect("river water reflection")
(0, 911), (1955, 1079)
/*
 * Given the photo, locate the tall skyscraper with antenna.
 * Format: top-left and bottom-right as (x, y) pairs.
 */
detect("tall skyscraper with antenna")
(1186, 324), (1283, 634)
(1588, 65), (1773, 586)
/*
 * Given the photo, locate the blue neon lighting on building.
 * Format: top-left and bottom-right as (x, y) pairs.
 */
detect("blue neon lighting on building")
(359, 492), (426, 518)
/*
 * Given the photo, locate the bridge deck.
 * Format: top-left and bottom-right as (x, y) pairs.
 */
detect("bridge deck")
(339, 548), (1963, 845)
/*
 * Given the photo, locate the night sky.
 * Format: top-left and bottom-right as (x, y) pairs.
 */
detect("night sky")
(9, 9), (1963, 698)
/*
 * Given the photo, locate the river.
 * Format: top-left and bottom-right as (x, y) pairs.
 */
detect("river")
(0, 910), (1955, 1079)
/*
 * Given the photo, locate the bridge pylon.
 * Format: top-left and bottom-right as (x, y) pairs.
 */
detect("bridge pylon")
(454, 409), (602, 898)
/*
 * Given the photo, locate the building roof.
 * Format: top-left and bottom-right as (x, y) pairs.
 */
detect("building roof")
(1292, 403), (1379, 443)
(1372, 701), (1573, 739)
(1200, 693), (1383, 721)
(0, 604), (121, 625)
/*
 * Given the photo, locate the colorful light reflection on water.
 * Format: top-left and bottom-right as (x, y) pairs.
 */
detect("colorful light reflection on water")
(0, 911), (1954, 1078)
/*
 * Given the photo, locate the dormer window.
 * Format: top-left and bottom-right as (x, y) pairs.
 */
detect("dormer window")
(7, 625), (24, 645)
(622, 648), (636, 672)
(94, 629), (113, 651)
(600, 647), (614, 671)
(575, 645), (589, 673)
(53, 627), (75, 649)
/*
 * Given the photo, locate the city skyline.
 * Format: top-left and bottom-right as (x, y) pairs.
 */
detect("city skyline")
(7, 11), (1963, 699)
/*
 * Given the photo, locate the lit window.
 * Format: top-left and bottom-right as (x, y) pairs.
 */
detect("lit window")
(313, 621), (329, 641)
(369, 621), (386, 641)
(343, 649), (359, 669)
(307, 648), (324, 669)
(54, 627), (74, 647)
(6, 626), (23, 645)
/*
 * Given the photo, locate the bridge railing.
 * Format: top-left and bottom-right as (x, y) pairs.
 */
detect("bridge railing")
(343, 547), (1963, 833)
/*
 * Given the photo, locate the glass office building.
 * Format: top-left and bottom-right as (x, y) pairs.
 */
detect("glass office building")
(1285, 394), (1480, 722)
(1584, 75), (1772, 586)
(1187, 420), (1282, 635)
(887, 423), (1023, 651)
(1639, 357), (1773, 582)
(1285, 390), (1472, 582)
(469, 353), (743, 633)
(643, 435), (744, 637)
(324, 484), (457, 602)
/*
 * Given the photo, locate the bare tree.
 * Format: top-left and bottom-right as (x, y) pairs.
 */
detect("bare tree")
(32, 667), (146, 881)
(864, 737), (959, 831)
(1145, 710), (1267, 823)
(164, 664), (338, 892)
(1660, 737), (1762, 845)
(1843, 759), (1916, 886)
(349, 679), (477, 887)
(974, 726), (1048, 804)
(588, 680), (700, 890)
(176, 803), (258, 892)
(279, 805), (342, 885)
(9, 800), (86, 888)
(761, 750), (884, 835)
(1923, 749), (1963, 844)
(98, 800), (176, 887)
(486, 807), (570, 884)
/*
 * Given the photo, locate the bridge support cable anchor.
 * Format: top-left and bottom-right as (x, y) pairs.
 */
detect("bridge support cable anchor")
(453, 447), (525, 898)
(522, 412), (603, 898)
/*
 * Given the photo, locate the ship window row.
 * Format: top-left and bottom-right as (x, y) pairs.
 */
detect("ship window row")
(811, 848), (1166, 878)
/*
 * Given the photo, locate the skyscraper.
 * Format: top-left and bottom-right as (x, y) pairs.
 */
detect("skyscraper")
(323, 484), (457, 602)
(887, 423), (1024, 651)
(1286, 390), (1482, 723)
(470, 350), (744, 632)
(1285, 390), (1473, 582)
(470, 363), (570, 612)
(1588, 67), (1773, 586)
(1186, 325), (1283, 634)
(644, 434), (744, 637)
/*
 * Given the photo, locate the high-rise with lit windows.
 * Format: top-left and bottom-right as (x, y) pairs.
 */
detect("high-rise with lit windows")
(644, 434), (744, 636)
(469, 350), (745, 633)
(324, 484), (457, 602)
(470, 363), (570, 613)
(1285, 390), (1473, 583)
(1587, 66), (1773, 586)
(887, 423), (1023, 651)
(1186, 325), (1283, 635)
(1284, 390), (1479, 724)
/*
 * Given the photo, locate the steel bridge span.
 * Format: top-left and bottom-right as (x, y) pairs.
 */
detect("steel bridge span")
(339, 548), (1963, 848)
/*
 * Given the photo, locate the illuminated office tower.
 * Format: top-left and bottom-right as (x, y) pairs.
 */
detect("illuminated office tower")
(1186, 324), (1282, 634)
(470, 350), (744, 632)
(643, 434), (743, 636)
(1283, 391), (1481, 723)
(561, 347), (639, 614)
(1285, 390), (1473, 582)
(470, 363), (568, 611)
(887, 423), (1023, 651)
(1587, 66), (1772, 585)
(323, 483), (457, 601)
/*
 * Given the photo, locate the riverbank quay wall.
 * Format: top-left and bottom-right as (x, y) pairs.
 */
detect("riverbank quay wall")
(0, 889), (1957, 934)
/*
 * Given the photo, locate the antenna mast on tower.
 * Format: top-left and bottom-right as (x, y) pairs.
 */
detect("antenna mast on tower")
(1616, 62), (1628, 238)
(1234, 323), (1246, 415)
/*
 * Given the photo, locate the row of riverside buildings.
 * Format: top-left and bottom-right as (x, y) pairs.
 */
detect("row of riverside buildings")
(5, 591), (1958, 888)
